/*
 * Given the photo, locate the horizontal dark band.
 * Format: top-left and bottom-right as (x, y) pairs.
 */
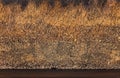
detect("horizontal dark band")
(1, 0), (120, 10)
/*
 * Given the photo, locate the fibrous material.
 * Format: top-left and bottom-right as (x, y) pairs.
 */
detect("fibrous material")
(0, 0), (120, 69)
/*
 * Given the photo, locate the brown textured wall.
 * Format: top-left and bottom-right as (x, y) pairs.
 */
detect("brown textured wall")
(0, 0), (120, 69)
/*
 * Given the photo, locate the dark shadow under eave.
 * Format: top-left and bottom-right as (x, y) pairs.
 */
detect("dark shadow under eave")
(0, 0), (119, 10)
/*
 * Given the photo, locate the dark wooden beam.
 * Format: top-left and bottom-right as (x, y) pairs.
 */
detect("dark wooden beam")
(0, 70), (119, 78)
